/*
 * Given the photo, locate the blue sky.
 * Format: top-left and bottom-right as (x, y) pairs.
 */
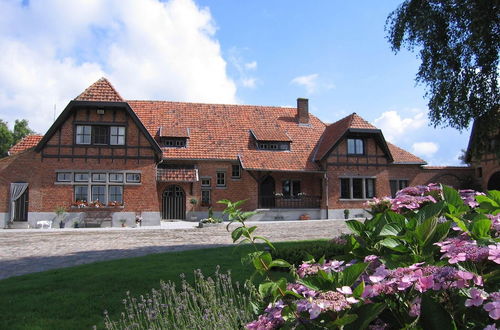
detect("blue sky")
(0, 0), (471, 165)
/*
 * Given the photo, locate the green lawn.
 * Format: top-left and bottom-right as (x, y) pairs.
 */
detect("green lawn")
(0, 240), (326, 330)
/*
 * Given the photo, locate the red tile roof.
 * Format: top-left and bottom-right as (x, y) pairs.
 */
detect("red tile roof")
(250, 128), (292, 142)
(387, 142), (426, 164)
(128, 101), (326, 172)
(315, 113), (378, 161)
(75, 77), (124, 102)
(8, 135), (43, 155)
(156, 168), (198, 182)
(158, 126), (190, 138)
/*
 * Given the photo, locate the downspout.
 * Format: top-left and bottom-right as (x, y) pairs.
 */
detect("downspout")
(324, 163), (329, 219)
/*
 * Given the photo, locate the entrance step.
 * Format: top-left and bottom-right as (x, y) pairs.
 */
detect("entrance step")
(9, 221), (30, 229)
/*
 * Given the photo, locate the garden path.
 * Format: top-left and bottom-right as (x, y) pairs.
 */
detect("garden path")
(0, 220), (349, 280)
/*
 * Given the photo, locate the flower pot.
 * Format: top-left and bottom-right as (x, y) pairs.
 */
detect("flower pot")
(59, 222), (65, 229)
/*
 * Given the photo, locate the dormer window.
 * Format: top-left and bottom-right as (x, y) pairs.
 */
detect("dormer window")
(160, 138), (187, 148)
(250, 128), (292, 152)
(347, 138), (364, 155)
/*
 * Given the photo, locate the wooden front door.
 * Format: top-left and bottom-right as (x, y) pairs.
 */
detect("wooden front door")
(259, 175), (275, 208)
(162, 185), (186, 220)
(14, 187), (29, 221)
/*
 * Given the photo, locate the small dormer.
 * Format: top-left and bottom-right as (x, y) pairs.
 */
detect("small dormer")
(250, 128), (292, 151)
(157, 126), (189, 148)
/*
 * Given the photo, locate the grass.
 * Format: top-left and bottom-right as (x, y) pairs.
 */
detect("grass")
(0, 240), (327, 330)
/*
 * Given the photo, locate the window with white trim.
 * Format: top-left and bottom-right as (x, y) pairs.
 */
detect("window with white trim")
(91, 185), (106, 203)
(92, 173), (106, 182)
(110, 126), (125, 145)
(126, 173), (141, 183)
(76, 125), (91, 144)
(340, 177), (375, 199)
(74, 173), (89, 182)
(201, 178), (211, 187)
(109, 173), (123, 183)
(74, 186), (88, 202)
(57, 172), (72, 182)
(108, 186), (123, 203)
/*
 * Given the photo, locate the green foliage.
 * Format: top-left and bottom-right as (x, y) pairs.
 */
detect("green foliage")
(386, 0), (499, 134)
(270, 240), (345, 266)
(0, 118), (35, 158)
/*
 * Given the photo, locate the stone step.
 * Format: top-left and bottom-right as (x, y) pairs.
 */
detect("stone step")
(9, 221), (30, 229)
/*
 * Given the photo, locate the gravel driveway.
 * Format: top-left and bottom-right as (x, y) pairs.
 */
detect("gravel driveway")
(0, 220), (349, 280)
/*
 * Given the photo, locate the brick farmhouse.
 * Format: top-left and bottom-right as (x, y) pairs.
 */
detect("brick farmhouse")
(0, 78), (480, 228)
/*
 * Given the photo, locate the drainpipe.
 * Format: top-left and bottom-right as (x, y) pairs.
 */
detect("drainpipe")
(324, 168), (329, 219)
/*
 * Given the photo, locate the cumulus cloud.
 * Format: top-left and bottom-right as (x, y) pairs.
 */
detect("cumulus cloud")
(227, 48), (258, 89)
(0, 0), (237, 133)
(290, 73), (334, 95)
(412, 142), (439, 157)
(244, 61), (257, 70)
(373, 110), (427, 143)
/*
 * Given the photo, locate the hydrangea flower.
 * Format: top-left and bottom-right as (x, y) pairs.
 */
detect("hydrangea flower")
(246, 301), (285, 329)
(488, 244), (500, 264)
(465, 288), (488, 307)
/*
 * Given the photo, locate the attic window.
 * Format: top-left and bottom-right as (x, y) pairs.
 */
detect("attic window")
(160, 138), (187, 148)
(257, 142), (290, 151)
(347, 138), (364, 155)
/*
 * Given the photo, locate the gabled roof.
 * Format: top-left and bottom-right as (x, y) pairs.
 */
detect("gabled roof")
(314, 113), (392, 161)
(75, 77), (124, 102)
(128, 100), (326, 172)
(8, 135), (43, 155)
(387, 142), (426, 164)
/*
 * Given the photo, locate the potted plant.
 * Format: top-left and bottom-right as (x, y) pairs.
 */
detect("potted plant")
(120, 219), (127, 227)
(73, 221), (79, 228)
(55, 206), (66, 228)
(299, 213), (310, 220)
(344, 209), (350, 219)
(189, 198), (198, 221)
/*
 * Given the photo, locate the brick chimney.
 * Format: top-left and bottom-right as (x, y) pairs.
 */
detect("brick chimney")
(297, 98), (309, 124)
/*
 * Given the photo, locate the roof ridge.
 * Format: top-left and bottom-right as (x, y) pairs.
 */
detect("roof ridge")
(127, 99), (296, 109)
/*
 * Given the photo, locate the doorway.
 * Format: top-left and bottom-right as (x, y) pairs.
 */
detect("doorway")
(162, 185), (186, 220)
(259, 175), (275, 208)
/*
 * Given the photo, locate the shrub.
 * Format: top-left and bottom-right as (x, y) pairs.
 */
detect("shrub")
(103, 268), (256, 330)
(270, 239), (346, 266)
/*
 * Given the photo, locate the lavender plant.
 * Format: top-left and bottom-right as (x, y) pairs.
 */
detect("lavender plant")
(103, 267), (256, 330)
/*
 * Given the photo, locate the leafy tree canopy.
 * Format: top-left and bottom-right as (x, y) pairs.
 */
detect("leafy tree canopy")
(386, 0), (499, 132)
(0, 119), (35, 158)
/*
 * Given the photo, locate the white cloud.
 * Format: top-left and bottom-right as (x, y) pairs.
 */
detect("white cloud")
(290, 73), (334, 95)
(373, 110), (427, 143)
(291, 73), (319, 94)
(412, 142), (439, 157)
(244, 61), (257, 70)
(0, 0), (237, 133)
(241, 78), (257, 88)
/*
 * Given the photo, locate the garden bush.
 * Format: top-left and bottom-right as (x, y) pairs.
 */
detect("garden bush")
(270, 238), (346, 267)
(103, 267), (257, 330)
(223, 186), (500, 329)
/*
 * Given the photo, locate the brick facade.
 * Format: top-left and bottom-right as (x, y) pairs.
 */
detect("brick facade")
(0, 78), (479, 227)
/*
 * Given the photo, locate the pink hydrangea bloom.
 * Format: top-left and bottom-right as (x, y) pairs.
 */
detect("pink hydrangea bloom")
(409, 296), (421, 317)
(488, 244), (500, 264)
(484, 301), (500, 320)
(465, 288), (487, 307)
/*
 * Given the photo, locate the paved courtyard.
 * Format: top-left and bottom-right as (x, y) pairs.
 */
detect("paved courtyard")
(0, 220), (349, 280)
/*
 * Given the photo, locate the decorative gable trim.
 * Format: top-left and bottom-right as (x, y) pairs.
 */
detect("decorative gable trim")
(34, 100), (162, 158)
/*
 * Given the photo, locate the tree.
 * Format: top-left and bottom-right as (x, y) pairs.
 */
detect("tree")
(12, 119), (35, 145)
(0, 120), (13, 158)
(0, 119), (35, 158)
(386, 0), (499, 133)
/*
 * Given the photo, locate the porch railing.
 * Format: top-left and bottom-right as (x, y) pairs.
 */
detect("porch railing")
(259, 195), (321, 209)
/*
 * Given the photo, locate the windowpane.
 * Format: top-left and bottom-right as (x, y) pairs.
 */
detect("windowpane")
(340, 178), (350, 199)
(390, 180), (398, 197)
(109, 173), (123, 182)
(92, 173), (106, 182)
(57, 172), (72, 182)
(282, 180), (291, 197)
(356, 139), (364, 154)
(347, 138), (364, 154)
(216, 172), (226, 186)
(347, 139), (355, 154)
(231, 165), (241, 178)
(201, 190), (211, 205)
(399, 180), (409, 190)
(110, 126), (125, 145)
(74, 186), (88, 201)
(108, 186), (123, 203)
(365, 179), (375, 198)
(352, 178), (363, 199)
(92, 126), (108, 144)
(76, 125), (91, 144)
(91, 185), (106, 203)
(201, 178), (211, 187)
(126, 173), (141, 183)
(292, 180), (301, 197)
(74, 173), (89, 182)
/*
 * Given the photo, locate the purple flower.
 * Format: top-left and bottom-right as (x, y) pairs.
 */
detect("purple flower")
(465, 288), (487, 307)
(488, 244), (500, 264)
(483, 324), (497, 330)
(484, 301), (500, 320)
(409, 297), (421, 317)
